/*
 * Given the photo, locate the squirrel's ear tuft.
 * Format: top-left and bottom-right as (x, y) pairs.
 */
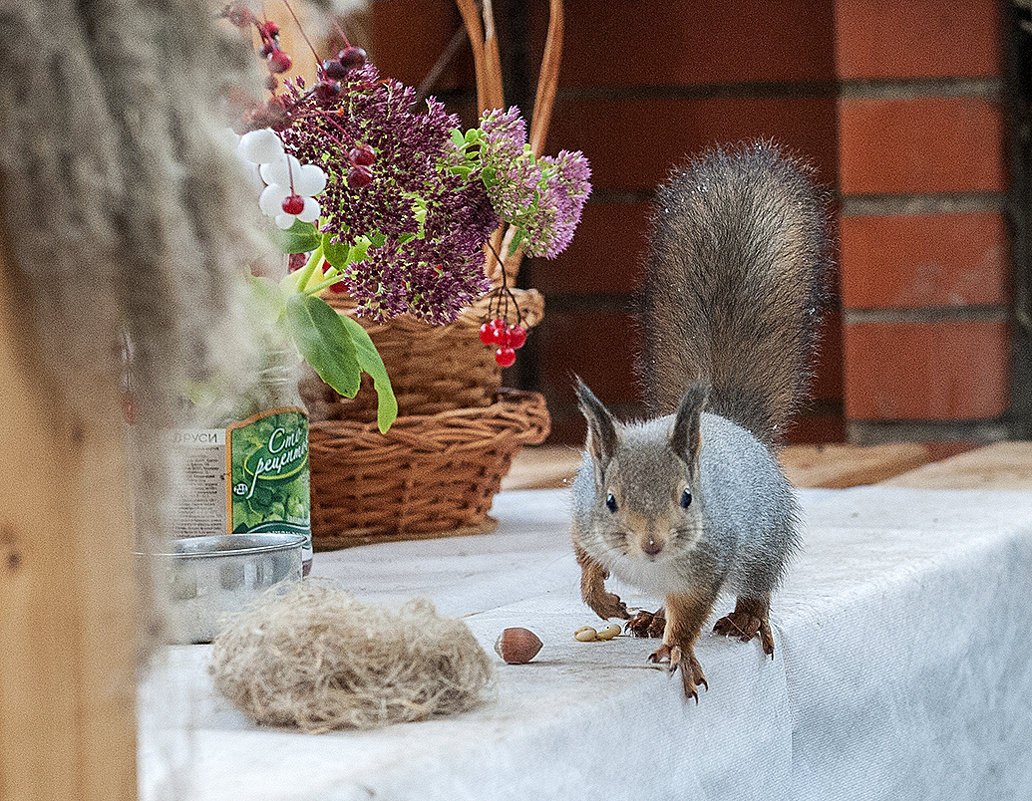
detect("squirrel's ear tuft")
(670, 381), (707, 465)
(575, 377), (618, 468)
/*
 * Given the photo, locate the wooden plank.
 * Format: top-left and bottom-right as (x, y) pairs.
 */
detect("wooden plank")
(505, 442), (933, 491)
(0, 257), (137, 801)
(502, 445), (582, 490)
(780, 442), (931, 489)
(881, 441), (1032, 489)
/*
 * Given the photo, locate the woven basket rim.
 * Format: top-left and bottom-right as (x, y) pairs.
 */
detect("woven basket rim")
(309, 388), (546, 435)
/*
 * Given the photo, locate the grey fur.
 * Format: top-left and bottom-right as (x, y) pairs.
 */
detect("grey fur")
(572, 411), (799, 599)
(572, 141), (827, 610)
(639, 140), (831, 446)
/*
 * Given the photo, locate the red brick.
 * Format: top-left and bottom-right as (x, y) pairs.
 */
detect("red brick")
(843, 321), (1010, 419)
(839, 97), (1006, 195)
(372, 0), (472, 90)
(812, 307), (844, 402)
(548, 96), (839, 191)
(539, 312), (639, 404)
(787, 413), (847, 444)
(528, 0), (835, 87)
(840, 212), (1009, 309)
(530, 203), (650, 295)
(835, 0), (1002, 79)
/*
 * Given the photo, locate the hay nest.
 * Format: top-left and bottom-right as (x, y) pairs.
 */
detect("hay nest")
(209, 583), (494, 732)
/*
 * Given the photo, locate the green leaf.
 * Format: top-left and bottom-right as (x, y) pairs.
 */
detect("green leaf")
(508, 227), (528, 257)
(464, 128), (479, 144)
(321, 232), (352, 270)
(450, 128), (466, 148)
(370, 232), (387, 248)
(398, 232), (416, 244)
(338, 315), (397, 432)
(270, 219), (321, 254)
(284, 294), (361, 398)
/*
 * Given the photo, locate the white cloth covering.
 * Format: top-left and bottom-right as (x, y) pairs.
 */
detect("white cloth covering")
(139, 487), (1032, 801)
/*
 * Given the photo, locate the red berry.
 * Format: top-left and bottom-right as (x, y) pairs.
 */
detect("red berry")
(322, 59), (348, 79)
(314, 80), (341, 102)
(328, 281), (349, 294)
(349, 143), (375, 166)
(259, 40), (276, 57)
(338, 46), (367, 69)
(267, 49), (292, 73)
(347, 164), (373, 188)
(495, 347), (516, 368)
(281, 195), (304, 215)
(507, 324), (527, 349)
(259, 20), (280, 38)
(288, 252), (306, 272)
(223, 5), (255, 28)
(479, 322), (500, 345)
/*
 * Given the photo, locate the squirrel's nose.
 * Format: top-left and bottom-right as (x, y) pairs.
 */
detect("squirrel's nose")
(642, 537), (663, 556)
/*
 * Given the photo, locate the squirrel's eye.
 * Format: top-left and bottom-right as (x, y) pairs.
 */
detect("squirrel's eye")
(680, 488), (692, 509)
(605, 493), (618, 513)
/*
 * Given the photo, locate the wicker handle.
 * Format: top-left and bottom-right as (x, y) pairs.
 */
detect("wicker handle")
(457, 0), (565, 287)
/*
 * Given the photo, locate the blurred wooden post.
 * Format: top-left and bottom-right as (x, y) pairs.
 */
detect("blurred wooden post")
(0, 252), (137, 799)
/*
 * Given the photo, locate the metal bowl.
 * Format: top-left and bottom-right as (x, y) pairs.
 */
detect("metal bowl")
(144, 533), (305, 644)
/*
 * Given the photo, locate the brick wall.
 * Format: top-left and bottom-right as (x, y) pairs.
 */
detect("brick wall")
(836, 0), (1011, 444)
(369, 0), (1017, 446)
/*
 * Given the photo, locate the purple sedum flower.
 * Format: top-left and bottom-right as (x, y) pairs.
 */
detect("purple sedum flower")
(471, 107), (591, 260)
(280, 65), (497, 323)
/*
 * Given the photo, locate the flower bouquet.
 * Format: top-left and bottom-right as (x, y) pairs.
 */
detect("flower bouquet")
(223, 0), (584, 546)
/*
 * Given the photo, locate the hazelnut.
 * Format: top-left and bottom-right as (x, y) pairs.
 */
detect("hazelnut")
(574, 626), (598, 642)
(596, 623), (622, 641)
(494, 627), (543, 664)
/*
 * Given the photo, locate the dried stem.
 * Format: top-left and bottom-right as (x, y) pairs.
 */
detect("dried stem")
(529, 0), (564, 158)
(457, 0), (565, 290)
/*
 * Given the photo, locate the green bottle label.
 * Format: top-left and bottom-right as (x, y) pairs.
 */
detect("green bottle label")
(226, 407), (311, 555)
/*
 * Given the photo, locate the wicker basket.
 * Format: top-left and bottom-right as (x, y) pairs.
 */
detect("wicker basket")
(300, 288), (544, 423)
(308, 388), (550, 549)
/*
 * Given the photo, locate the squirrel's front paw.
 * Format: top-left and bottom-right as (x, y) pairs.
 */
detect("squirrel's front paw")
(626, 608), (666, 638)
(648, 642), (708, 702)
(586, 589), (630, 621)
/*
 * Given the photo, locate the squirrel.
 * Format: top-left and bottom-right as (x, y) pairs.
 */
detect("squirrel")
(570, 141), (830, 701)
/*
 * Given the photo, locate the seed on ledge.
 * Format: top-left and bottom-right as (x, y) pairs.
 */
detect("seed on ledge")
(494, 627), (542, 664)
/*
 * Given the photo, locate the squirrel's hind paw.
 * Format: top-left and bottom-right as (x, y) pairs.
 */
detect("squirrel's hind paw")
(713, 612), (775, 657)
(626, 608), (665, 638)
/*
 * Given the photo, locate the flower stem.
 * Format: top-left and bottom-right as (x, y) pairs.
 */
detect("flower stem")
(304, 271), (345, 296)
(294, 242), (325, 292)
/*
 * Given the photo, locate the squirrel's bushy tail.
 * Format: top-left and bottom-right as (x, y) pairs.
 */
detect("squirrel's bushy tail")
(639, 141), (831, 446)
